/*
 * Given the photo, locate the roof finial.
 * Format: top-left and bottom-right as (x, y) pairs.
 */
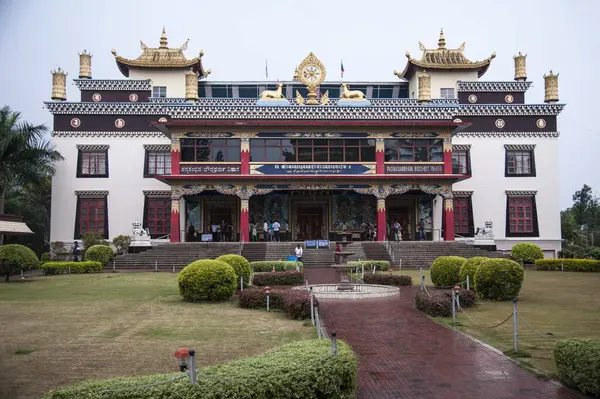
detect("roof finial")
(159, 26), (168, 49)
(438, 28), (446, 50)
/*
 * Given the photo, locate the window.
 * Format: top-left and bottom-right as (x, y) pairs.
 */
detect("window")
(238, 85), (259, 98)
(384, 139), (443, 162)
(181, 139), (241, 162)
(506, 195), (539, 237)
(371, 85), (394, 98)
(75, 196), (107, 238)
(440, 88), (455, 99)
(320, 85), (340, 99)
(506, 149), (535, 176)
(453, 197), (473, 236)
(77, 147), (108, 178)
(452, 150), (470, 174)
(152, 86), (167, 98)
(144, 197), (171, 238)
(249, 138), (375, 162)
(210, 85), (233, 98)
(145, 151), (171, 176)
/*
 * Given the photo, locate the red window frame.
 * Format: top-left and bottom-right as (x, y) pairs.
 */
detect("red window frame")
(249, 139), (376, 162)
(80, 151), (106, 175)
(146, 151), (171, 175)
(146, 198), (171, 236)
(79, 197), (105, 236)
(452, 150), (469, 174)
(453, 197), (471, 234)
(508, 196), (534, 233)
(506, 150), (532, 175)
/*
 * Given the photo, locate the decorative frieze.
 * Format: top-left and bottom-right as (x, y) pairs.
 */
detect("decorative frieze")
(52, 131), (165, 138)
(506, 190), (537, 196)
(456, 131), (559, 138)
(73, 79), (152, 91)
(504, 144), (536, 151)
(457, 104), (564, 116)
(143, 144), (171, 151)
(76, 144), (109, 151)
(143, 190), (171, 197)
(75, 190), (108, 197)
(457, 81), (532, 92)
(45, 102), (165, 115)
(453, 191), (473, 197)
(452, 144), (471, 151)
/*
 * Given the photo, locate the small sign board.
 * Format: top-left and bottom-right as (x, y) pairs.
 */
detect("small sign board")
(317, 240), (330, 249)
(304, 240), (317, 249)
(201, 234), (213, 242)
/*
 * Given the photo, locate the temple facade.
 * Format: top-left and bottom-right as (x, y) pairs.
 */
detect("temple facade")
(47, 29), (564, 256)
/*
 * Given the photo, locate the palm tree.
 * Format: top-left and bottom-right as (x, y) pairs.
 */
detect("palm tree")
(0, 106), (63, 244)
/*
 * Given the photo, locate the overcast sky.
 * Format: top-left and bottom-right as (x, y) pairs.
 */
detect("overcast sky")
(0, 0), (597, 209)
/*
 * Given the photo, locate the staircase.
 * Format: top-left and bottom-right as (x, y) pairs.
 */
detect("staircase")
(111, 242), (240, 269)
(389, 241), (509, 268)
(261, 242), (364, 267)
(361, 242), (393, 265)
(241, 243), (267, 262)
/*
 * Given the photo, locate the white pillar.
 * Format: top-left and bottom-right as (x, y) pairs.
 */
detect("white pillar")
(179, 197), (186, 242)
(432, 195), (443, 241)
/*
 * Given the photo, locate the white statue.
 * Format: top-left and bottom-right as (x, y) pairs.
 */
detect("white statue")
(132, 221), (149, 237)
(475, 221), (493, 236)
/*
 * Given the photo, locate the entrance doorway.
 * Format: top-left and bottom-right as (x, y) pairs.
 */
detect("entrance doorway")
(293, 202), (327, 240)
(388, 207), (413, 241)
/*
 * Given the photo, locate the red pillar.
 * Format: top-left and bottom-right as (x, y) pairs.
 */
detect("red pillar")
(240, 199), (249, 242)
(171, 138), (181, 174)
(376, 139), (385, 174)
(241, 138), (250, 175)
(377, 198), (387, 241)
(443, 138), (452, 174)
(443, 198), (455, 241)
(170, 198), (180, 242)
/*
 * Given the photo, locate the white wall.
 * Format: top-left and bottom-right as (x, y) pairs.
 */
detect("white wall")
(50, 134), (171, 242)
(408, 70), (478, 99)
(452, 135), (561, 255)
(129, 68), (188, 98)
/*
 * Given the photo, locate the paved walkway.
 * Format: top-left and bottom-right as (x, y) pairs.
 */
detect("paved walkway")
(309, 270), (583, 398)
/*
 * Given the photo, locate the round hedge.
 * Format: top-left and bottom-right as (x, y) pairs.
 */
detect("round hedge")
(474, 258), (524, 301)
(430, 256), (466, 287)
(511, 243), (543, 263)
(216, 254), (251, 282)
(0, 244), (39, 280)
(459, 257), (488, 288)
(84, 245), (114, 266)
(178, 259), (237, 301)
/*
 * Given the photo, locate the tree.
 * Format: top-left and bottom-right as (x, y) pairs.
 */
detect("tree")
(571, 184), (598, 229)
(0, 106), (63, 244)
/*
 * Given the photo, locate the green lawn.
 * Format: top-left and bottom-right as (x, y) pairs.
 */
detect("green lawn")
(392, 268), (600, 375)
(0, 273), (314, 399)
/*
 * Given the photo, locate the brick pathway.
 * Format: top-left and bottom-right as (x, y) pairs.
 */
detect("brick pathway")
(317, 285), (583, 398)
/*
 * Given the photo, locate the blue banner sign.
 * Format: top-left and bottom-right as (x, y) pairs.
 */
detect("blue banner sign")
(305, 240), (317, 249)
(317, 240), (330, 249)
(253, 164), (373, 175)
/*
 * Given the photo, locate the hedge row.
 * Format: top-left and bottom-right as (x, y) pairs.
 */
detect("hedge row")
(216, 254), (251, 281)
(239, 288), (316, 319)
(415, 289), (476, 318)
(43, 339), (357, 399)
(41, 261), (103, 275)
(252, 271), (304, 286)
(363, 274), (412, 286)
(535, 259), (600, 272)
(347, 260), (390, 271)
(84, 245), (114, 266)
(554, 339), (600, 397)
(250, 261), (304, 272)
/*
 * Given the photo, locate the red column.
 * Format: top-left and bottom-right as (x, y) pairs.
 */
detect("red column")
(377, 198), (387, 241)
(170, 198), (180, 242)
(241, 138), (250, 175)
(443, 138), (452, 174)
(443, 198), (455, 241)
(171, 138), (181, 174)
(240, 199), (249, 242)
(376, 139), (385, 174)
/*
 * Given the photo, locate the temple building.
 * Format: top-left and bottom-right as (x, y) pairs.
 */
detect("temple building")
(47, 28), (564, 256)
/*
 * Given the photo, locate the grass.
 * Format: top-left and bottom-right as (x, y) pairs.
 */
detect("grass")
(389, 268), (600, 375)
(0, 273), (315, 399)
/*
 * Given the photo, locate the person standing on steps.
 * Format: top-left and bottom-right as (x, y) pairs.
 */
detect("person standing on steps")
(294, 244), (303, 272)
(263, 220), (269, 242)
(273, 220), (281, 242)
(418, 219), (425, 241)
(392, 220), (402, 242)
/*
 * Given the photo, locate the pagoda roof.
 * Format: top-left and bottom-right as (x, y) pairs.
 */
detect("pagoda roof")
(396, 30), (496, 80)
(111, 28), (210, 78)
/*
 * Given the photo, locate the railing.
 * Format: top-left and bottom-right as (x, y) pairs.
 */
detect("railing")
(383, 240), (396, 263)
(239, 235), (244, 255)
(154, 233), (170, 241)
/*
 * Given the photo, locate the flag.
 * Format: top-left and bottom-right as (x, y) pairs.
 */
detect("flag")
(265, 59), (269, 82)
(341, 60), (345, 79)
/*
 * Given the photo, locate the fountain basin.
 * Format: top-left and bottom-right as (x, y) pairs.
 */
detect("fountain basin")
(294, 284), (400, 300)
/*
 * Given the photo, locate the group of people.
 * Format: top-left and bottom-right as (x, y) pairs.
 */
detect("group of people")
(186, 221), (236, 242)
(359, 222), (378, 241)
(249, 220), (283, 242)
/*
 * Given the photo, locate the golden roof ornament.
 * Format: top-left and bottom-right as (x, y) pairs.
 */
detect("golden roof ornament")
(437, 28), (446, 49)
(417, 70), (431, 103)
(185, 69), (199, 102)
(513, 52), (527, 81)
(51, 67), (67, 101)
(295, 52), (327, 105)
(258, 83), (286, 100)
(544, 70), (559, 103)
(111, 28), (209, 78)
(79, 50), (92, 79)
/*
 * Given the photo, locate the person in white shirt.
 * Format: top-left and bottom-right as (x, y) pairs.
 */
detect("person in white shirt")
(295, 244), (303, 261)
(263, 221), (269, 242)
(273, 220), (281, 242)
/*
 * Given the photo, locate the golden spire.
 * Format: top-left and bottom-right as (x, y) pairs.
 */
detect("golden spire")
(438, 28), (446, 50)
(159, 27), (168, 49)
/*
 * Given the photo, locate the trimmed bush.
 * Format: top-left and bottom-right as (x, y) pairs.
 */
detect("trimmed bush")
(239, 288), (316, 319)
(459, 257), (488, 288)
(0, 244), (39, 282)
(283, 290), (315, 319)
(474, 258), (524, 301)
(430, 256), (466, 287)
(40, 252), (51, 264)
(84, 245), (114, 266)
(216, 254), (251, 282)
(112, 235), (131, 254)
(363, 274), (412, 286)
(415, 291), (452, 317)
(250, 261), (304, 272)
(347, 260), (390, 271)
(43, 339), (357, 399)
(178, 259), (237, 301)
(554, 339), (600, 397)
(449, 289), (476, 308)
(535, 259), (600, 272)
(81, 232), (108, 251)
(41, 261), (103, 275)
(253, 271), (304, 286)
(511, 242), (544, 263)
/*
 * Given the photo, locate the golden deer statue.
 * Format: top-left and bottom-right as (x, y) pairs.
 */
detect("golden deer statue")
(341, 83), (366, 100)
(259, 83), (285, 100)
